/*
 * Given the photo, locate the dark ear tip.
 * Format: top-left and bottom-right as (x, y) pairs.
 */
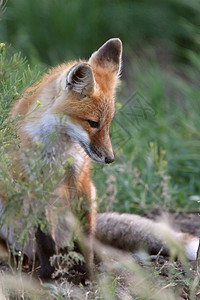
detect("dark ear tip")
(89, 38), (122, 71)
(103, 38), (122, 54)
(96, 38), (122, 65)
(107, 38), (122, 49)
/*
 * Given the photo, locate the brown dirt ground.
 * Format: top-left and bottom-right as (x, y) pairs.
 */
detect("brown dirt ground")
(0, 212), (199, 299)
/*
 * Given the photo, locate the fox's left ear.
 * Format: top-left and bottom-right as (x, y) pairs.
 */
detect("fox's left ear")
(89, 38), (122, 75)
(66, 62), (95, 95)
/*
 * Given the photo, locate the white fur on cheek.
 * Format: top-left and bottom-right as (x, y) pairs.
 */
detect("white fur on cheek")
(24, 114), (90, 149)
(65, 119), (90, 145)
(24, 114), (105, 163)
(66, 120), (105, 163)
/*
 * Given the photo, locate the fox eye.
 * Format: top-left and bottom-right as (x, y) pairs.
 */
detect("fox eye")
(88, 120), (100, 128)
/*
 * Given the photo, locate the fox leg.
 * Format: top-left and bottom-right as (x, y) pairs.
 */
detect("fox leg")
(75, 178), (97, 278)
(34, 172), (96, 280)
(35, 226), (56, 279)
(58, 171), (97, 278)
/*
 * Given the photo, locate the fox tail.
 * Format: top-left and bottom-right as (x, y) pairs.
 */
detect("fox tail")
(96, 212), (199, 261)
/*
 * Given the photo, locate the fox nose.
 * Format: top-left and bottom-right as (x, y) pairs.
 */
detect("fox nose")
(105, 155), (115, 164)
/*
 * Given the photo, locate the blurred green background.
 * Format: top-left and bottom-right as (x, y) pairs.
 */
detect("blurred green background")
(1, 0), (200, 65)
(1, 0), (200, 213)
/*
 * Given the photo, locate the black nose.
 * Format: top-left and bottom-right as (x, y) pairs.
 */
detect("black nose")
(105, 156), (115, 164)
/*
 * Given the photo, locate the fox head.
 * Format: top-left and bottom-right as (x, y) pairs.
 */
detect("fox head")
(54, 38), (122, 164)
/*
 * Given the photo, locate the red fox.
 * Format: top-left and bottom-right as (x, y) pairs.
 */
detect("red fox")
(0, 39), (199, 279)
(4, 38), (123, 278)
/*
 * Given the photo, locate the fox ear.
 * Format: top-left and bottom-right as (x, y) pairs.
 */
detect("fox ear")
(89, 38), (122, 74)
(66, 63), (95, 95)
